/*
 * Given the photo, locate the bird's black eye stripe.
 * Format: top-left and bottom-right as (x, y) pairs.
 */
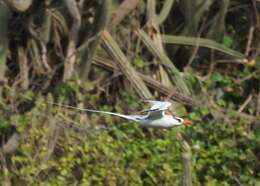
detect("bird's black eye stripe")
(174, 117), (182, 122)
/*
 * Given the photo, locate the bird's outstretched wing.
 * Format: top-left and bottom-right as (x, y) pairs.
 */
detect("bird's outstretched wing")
(48, 102), (139, 121)
(143, 100), (171, 112)
(143, 100), (172, 119)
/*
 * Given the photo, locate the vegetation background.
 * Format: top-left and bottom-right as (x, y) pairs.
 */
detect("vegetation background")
(0, 0), (259, 185)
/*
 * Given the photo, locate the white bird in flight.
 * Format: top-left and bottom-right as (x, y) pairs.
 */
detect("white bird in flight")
(50, 100), (192, 128)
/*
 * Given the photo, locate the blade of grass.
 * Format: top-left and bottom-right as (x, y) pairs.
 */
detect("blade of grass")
(102, 30), (152, 99)
(162, 34), (246, 59)
(136, 29), (190, 95)
(156, 0), (175, 25)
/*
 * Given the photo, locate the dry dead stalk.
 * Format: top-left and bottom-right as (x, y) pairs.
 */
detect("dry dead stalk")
(102, 30), (153, 99)
(93, 55), (195, 105)
(181, 140), (193, 186)
(63, 0), (82, 81)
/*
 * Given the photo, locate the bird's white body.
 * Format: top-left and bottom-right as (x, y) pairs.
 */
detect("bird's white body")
(50, 100), (192, 128)
(139, 115), (179, 128)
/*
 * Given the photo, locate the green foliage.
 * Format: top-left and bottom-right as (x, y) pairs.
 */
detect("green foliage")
(6, 97), (183, 185)
(222, 35), (233, 48)
(133, 56), (145, 69)
(0, 79), (257, 185)
(191, 117), (259, 185)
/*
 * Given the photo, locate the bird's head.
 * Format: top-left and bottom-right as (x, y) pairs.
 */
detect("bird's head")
(173, 117), (193, 126)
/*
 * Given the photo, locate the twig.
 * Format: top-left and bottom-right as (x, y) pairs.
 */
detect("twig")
(245, 26), (254, 56)
(77, 32), (102, 53)
(202, 49), (216, 81)
(234, 69), (260, 84)
(186, 17), (208, 69)
(28, 27), (51, 72)
(253, 39), (260, 60)
(238, 94), (252, 113)
(210, 97), (258, 122)
(256, 92), (260, 117)
(110, 0), (140, 28)
(249, 0), (259, 28)
(215, 59), (248, 64)
(18, 47), (29, 89)
(232, 176), (242, 186)
(63, 31), (103, 67)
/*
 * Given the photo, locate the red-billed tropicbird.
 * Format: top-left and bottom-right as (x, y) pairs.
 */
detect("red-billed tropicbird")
(50, 100), (192, 128)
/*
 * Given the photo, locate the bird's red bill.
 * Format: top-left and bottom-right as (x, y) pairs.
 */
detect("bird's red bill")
(182, 120), (193, 126)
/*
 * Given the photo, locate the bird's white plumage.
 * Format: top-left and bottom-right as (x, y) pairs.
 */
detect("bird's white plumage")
(145, 100), (172, 111)
(48, 100), (191, 128)
(143, 100), (172, 119)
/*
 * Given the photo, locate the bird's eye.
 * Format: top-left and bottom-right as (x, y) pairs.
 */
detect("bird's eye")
(174, 117), (183, 123)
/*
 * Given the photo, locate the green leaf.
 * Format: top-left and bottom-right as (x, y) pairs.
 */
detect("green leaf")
(211, 72), (223, 82)
(162, 34), (245, 59)
(134, 57), (144, 68)
(222, 35), (233, 48)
